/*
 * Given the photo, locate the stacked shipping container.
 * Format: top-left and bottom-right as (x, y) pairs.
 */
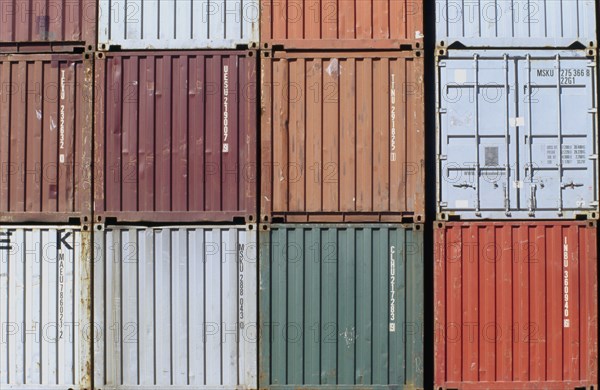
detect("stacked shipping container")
(435, 1), (599, 389)
(259, 1), (425, 389)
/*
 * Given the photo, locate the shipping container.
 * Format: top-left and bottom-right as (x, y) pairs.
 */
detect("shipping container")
(93, 224), (257, 389)
(434, 221), (598, 389)
(0, 0), (96, 52)
(0, 225), (93, 389)
(0, 53), (93, 223)
(98, 0), (259, 50)
(437, 49), (598, 220)
(261, 0), (423, 50)
(436, 0), (596, 48)
(261, 51), (425, 223)
(259, 224), (424, 388)
(94, 51), (258, 223)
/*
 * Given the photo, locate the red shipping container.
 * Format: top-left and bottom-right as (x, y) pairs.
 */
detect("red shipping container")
(435, 221), (598, 390)
(0, 53), (93, 223)
(94, 51), (258, 223)
(0, 0), (96, 52)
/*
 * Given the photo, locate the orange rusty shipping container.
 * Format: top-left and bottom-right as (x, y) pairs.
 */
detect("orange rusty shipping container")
(261, 50), (424, 223)
(435, 221), (598, 390)
(261, 0), (423, 49)
(0, 0), (96, 52)
(0, 53), (93, 223)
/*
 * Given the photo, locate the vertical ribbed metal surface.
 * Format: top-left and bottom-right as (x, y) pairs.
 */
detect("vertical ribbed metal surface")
(94, 225), (258, 389)
(436, 0), (596, 48)
(259, 224), (424, 388)
(94, 51), (258, 223)
(434, 221), (598, 389)
(0, 226), (92, 389)
(98, 0), (259, 50)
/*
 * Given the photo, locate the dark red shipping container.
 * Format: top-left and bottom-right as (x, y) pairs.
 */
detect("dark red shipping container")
(0, 0), (96, 52)
(94, 51), (258, 223)
(0, 53), (93, 223)
(435, 221), (598, 390)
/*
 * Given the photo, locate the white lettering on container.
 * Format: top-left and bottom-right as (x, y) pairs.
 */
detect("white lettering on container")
(389, 245), (396, 332)
(223, 65), (230, 153)
(390, 74), (397, 162)
(563, 236), (570, 328)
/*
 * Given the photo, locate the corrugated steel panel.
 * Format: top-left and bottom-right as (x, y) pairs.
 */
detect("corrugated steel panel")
(0, 225), (92, 389)
(436, 0), (596, 48)
(98, 0), (259, 50)
(437, 49), (599, 220)
(0, 0), (96, 52)
(93, 224), (257, 389)
(94, 51), (258, 223)
(0, 54), (93, 223)
(434, 221), (598, 389)
(261, 0), (423, 49)
(259, 224), (424, 388)
(261, 51), (425, 223)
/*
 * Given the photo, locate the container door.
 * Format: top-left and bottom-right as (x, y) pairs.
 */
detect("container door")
(439, 55), (518, 216)
(519, 54), (598, 217)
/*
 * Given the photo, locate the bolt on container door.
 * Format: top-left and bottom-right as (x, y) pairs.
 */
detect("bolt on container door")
(261, 0), (423, 49)
(434, 221), (598, 390)
(0, 0), (96, 52)
(259, 224), (424, 388)
(93, 225), (257, 389)
(0, 54), (93, 223)
(0, 225), (93, 389)
(98, 0), (259, 50)
(437, 49), (598, 220)
(436, 0), (596, 48)
(94, 51), (258, 223)
(262, 51), (425, 223)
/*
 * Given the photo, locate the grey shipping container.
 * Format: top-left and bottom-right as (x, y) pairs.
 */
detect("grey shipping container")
(259, 224), (424, 389)
(437, 49), (598, 220)
(436, 0), (596, 48)
(93, 225), (258, 389)
(0, 225), (93, 389)
(98, 0), (259, 50)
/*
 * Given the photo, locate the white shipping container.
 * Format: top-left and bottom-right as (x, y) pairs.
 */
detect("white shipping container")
(93, 225), (258, 389)
(0, 226), (93, 389)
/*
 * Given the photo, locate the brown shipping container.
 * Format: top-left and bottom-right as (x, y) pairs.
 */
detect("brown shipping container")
(94, 51), (258, 223)
(0, 53), (93, 223)
(0, 0), (96, 52)
(261, 50), (424, 223)
(435, 221), (598, 390)
(261, 0), (423, 49)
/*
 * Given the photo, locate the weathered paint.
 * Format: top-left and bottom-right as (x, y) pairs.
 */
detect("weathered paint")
(261, 0), (423, 49)
(93, 225), (257, 389)
(436, 0), (596, 48)
(98, 0), (259, 50)
(259, 224), (424, 388)
(94, 51), (258, 223)
(435, 221), (598, 390)
(437, 49), (598, 220)
(0, 54), (93, 223)
(0, 225), (93, 389)
(0, 0), (96, 52)
(261, 51), (425, 223)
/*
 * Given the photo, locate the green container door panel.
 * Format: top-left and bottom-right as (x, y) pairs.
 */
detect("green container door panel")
(259, 224), (424, 389)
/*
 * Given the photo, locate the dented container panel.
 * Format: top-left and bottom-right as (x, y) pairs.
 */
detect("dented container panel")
(98, 0), (259, 50)
(437, 49), (598, 220)
(0, 54), (93, 223)
(262, 51), (425, 223)
(262, 0), (423, 49)
(0, 0), (96, 52)
(259, 224), (424, 388)
(434, 221), (598, 389)
(0, 226), (92, 389)
(94, 51), (257, 223)
(93, 225), (257, 389)
(436, 0), (596, 47)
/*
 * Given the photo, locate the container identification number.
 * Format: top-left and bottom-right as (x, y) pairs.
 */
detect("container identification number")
(389, 246), (396, 332)
(563, 236), (570, 328)
(536, 68), (590, 85)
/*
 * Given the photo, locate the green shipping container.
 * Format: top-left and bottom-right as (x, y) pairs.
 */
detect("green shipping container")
(259, 224), (424, 389)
